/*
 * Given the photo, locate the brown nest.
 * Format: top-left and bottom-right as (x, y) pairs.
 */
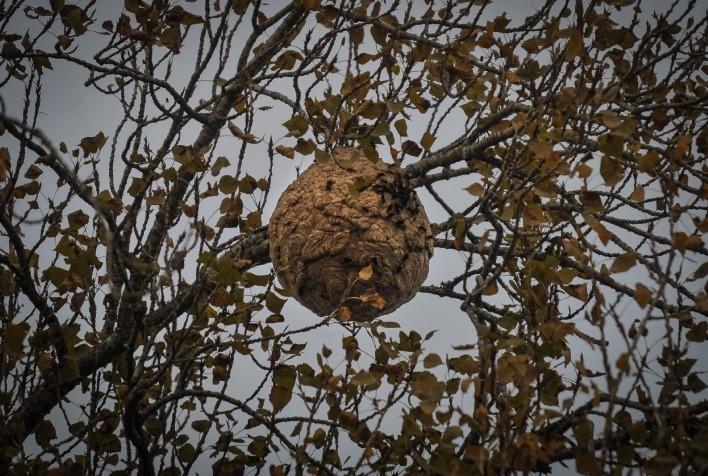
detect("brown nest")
(268, 147), (433, 321)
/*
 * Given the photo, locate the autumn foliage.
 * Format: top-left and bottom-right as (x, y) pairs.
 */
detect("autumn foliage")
(0, 0), (706, 474)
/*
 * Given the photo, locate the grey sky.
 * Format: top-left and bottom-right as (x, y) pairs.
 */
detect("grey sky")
(1, 0), (704, 474)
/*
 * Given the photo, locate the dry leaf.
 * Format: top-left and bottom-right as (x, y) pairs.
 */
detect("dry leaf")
(359, 264), (373, 281)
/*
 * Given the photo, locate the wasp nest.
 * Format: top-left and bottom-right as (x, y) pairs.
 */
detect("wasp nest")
(269, 147), (433, 321)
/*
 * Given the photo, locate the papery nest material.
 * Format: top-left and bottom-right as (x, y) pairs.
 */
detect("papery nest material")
(268, 147), (434, 321)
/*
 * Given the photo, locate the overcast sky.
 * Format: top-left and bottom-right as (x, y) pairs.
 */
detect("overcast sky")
(1, 0), (703, 474)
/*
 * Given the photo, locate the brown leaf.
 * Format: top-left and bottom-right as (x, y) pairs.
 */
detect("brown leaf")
(423, 353), (443, 368)
(610, 252), (636, 273)
(283, 116), (308, 137)
(600, 155), (623, 185)
(420, 131), (436, 151)
(275, 145), (294, 159)
(598, 134), (624, 158)
(634, 283), (651, 308)
(350, 370), (379, 386)
(584, 213), (612, 245)
(637, 150), (660, 172)
(580, 191), (604, 213)
(338, 306), (351, 322)
(565, 28), (585, 61)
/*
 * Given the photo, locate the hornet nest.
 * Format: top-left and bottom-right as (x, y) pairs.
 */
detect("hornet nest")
(268, 147), (433, 321)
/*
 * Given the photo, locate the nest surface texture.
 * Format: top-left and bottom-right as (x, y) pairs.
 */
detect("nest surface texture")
(269, 147), (433, 321)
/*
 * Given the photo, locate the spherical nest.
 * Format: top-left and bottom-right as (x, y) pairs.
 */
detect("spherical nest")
(269, 147), (433, 321)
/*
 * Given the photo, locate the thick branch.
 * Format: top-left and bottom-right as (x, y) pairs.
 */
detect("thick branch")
(141, 5), (308, 264)
(405, 128), (514, 179)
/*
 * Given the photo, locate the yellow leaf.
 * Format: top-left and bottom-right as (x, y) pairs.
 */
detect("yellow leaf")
(563, 238), (590, 265)
(464, 183), (485, 196)
(360, 291), (386, 309)
(523, 203), (545, 226)
(3, 322), (30, 357)
(482, 280), (498, 296)
(283, 115), (308, 137)
(359, 264), (373, 281)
